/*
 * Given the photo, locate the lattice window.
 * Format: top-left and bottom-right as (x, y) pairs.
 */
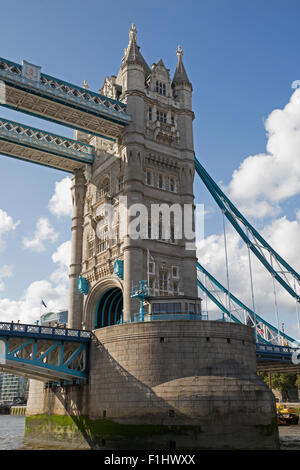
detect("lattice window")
(156, 110), (167, 123)
(96, 228), (109, 253)
(97, 176), (110, 200)
(155, 81), (166, 96)
(159, 271), (168, 293)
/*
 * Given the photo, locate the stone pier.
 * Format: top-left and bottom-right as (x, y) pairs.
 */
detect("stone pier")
(25, 321), (279, 450)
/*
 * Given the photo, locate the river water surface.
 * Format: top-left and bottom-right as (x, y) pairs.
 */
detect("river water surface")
(0, 415), (299, 450)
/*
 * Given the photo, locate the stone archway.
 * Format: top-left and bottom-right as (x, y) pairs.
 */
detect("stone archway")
(83, 277), (123, 330)
(95, 287), (123, 328)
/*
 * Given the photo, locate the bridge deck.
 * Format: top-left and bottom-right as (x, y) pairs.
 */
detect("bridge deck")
(0, 117), (94, 172)
(0, 322), (91, 382)
(0, 57), (131, 140)
(256, 343), (300, 373)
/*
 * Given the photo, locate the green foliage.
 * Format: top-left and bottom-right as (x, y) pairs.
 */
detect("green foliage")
(258, 372), (300, 392)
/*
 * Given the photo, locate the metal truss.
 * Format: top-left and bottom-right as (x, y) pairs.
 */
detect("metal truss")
(195, 158), (300, 305)
(0, 57), (131, 140)
(197, 261), (299, 347)
(0, 322), (91, 382)
(0, 117), (94, 172)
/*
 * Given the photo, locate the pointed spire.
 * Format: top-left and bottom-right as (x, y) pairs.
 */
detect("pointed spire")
(122, 24), (150, 76)
(172, 45), (191, 87)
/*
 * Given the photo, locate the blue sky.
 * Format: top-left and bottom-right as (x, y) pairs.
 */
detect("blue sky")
(0, 0), (299, 338)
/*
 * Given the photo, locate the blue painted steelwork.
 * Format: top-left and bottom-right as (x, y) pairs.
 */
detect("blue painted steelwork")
(114, 259), (124, 280)
(256, 343), (296, 363)
(114, 296), (123, 325)
(101, 288), (119, 328)
(0, 321), (91, 341)
(78, 275), (89, 295)
(197, 261), (299, 347)
(0, 57), (131, 132)
(130, 281), (150, 322)
(142, 313), (207, 322)
(108, 290), (122, 327)
(94, 287), (123, 328)
(0, 321), (91, 382)
(195, 157), (300, 304)
(0, 117), (94, 170)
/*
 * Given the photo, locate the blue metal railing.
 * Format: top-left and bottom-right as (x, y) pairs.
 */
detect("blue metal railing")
(0, 117), (94, 164)
(118, 313), (208, 324)
(0, 321), (92, 342)
(255, 343), (297, 363)
(0, 57), (131, 125)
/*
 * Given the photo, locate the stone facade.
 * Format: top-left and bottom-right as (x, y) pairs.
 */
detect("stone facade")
(26, 321), (279, 449)
(69, 24), (200, 330)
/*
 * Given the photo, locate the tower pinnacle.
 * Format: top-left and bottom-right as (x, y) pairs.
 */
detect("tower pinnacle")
(129, 23), (137, 44)
(121, 24), (150, 76)
(172, 45), (191, 87)
(176, 45), (183, 60)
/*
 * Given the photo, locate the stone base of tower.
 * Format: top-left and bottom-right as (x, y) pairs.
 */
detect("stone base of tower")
(25, 321), (279, 450)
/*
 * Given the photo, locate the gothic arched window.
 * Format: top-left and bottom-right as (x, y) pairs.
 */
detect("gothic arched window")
(97, 176), (110, 201)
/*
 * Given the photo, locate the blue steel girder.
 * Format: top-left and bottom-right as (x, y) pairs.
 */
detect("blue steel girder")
(0, 117), (94, 172)
(196, 261), (299, 347)
(0, 57), (131, 141)
(0, 322), (91, 382)
(256, 343), (300, 373)
(195, 157), (300, 304)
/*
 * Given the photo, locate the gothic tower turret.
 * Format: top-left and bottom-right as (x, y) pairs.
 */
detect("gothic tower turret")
(75, 25), (200, 330)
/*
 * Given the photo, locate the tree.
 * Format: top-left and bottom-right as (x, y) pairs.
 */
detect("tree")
(258, 372), (300, 400)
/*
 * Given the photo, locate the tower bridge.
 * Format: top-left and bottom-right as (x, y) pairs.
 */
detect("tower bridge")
(0, 24), (299, 449)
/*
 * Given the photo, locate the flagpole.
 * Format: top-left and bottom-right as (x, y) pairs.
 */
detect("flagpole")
(147, 249), (150, 290)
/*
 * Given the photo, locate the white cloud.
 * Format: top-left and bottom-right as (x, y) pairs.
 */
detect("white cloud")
(0, 209), (19, 251)
(0, 280), (69, 324)
(23, 217), (58, 252)
(0, 265), (13, 291)
(197, 214), (300, 332)
(48, 177), (72, 217)
(0, 242), (71, 324)
(226, 87), (300, 218)
(50, 240), (71, 285)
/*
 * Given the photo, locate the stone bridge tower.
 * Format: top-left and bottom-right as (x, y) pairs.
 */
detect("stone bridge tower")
(69, 25), (201, 330)
(26, 26), (279, 451)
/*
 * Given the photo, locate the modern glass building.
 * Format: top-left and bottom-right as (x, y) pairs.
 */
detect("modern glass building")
(40, 310), (68, 327)
(0, 372), (28, 405)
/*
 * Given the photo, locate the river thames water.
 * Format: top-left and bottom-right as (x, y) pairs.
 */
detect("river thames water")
(0, 415), (300, 450)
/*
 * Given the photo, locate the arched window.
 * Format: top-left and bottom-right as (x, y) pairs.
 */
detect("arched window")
(96, 227), (109, 253)
(158, 173), (164, 189)
(159, 270), (168, 294)
(117, 175), (124, 192)
(87, 230), (94, 258)
(169, 177), (175, 192)
(97, 176), (110, 201)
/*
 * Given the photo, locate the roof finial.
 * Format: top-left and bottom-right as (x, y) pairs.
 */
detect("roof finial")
(176, 45), (183, 61)
(82, 80), (89, 89)
(129, 23), (137, 44)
